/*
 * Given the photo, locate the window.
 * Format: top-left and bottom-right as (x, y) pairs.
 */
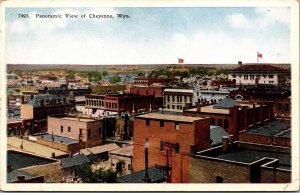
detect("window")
(160, 121), (164, 128)
(175, 143), (180, 154)
(218, 119), (222, 127)
(224, 119), (229, 130)
(285, 104), (289, 111)
(232, 75), (236, 78)
(175, 122), (180, 130)
(160, 141), (164, 151)
(244, 75), (248, 80)
(278, 103), (282, 110)
(61, 126), (63, 133)
(263, 75), (267, 78)
(79, 128), (82, 136)
(255, 75), (260, 79)
(216, 176), (223, 183)
(128, 164), (131, 170)
(210, 118), (215, 125)
(87, 129), (91, 139)
(269, 75), (274, 79)
(269, 81), (274, 84)
(146, 119), (150, 126)
(68, 126), (71, 132)
(250, 75), (254, 80)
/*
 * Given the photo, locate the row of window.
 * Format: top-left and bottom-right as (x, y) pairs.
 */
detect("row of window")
(146, 120), (180, 130)
(211, 118), (229, 129)
(165, 95), (192, 103)
(232, 74), (274, 80)
(60, 127), (102, 138)
(86, 99), (104, 107)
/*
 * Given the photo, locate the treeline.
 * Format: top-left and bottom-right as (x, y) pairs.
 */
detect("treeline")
(148, 67), (229, 78)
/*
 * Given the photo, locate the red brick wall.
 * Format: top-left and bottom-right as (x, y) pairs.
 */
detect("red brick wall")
(273, 98), (291, 117)
(184, 103), (274, 141)
(133, 117), (210, 183)
(130, 87), (164, 98)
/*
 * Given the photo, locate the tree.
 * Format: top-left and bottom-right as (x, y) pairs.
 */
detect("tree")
(102, 71), (108, 76)
(110, 75), (121, 84)
(74, 164), (118, 183)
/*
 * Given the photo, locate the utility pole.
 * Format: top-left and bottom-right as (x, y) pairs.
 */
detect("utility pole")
(143, 138), (151, 183)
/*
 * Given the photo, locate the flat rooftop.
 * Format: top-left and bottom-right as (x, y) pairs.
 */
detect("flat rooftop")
(8, 137), (68, 158)
(164, 88), (193, 93)
(184, 103), (256, 115)
(80, 143), (120, 155)
(153, 110), (183, 116)
(136, 113), (205, 123)
(7, 150), (56, 170)
(33, 133), (78, 145)
(245, 121), (291, 137)
(198, 144), (291, 170)
(110, 145), (133, 157)
(60, 116), (98, 122)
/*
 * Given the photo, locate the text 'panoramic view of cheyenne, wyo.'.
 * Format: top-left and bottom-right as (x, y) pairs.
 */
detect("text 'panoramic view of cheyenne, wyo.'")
(2, 2), (299, 191)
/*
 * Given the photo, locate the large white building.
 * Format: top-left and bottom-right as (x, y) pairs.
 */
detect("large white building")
(163, 87), (201, 112)
(228, 63), (288, 85)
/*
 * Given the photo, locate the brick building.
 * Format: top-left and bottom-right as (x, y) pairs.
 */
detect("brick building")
(48, 115), (103, 148)
(130, 86), (167, 108)
(20, 95), (73, 133)
(228, 63), (289, 85)
(133, 77), (174, 86)
(238, 120), (291, 147)
(85, 94), (155, 116)
(7, 118), (34, 136)
(190, 140), (291, 183)
(133, 113), (210, 183)
(164, 87), (201, 112)
(183, 97), (274, 140)
(38, 86), (92, 96)
(229, 86), (291, 118)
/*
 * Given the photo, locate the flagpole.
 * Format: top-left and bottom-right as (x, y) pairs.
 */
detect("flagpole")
(257, 51), (259, 63)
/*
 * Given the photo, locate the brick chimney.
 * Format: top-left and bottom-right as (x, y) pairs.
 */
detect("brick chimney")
(196, 105), (201, 112)
(222, 136), (230, 153)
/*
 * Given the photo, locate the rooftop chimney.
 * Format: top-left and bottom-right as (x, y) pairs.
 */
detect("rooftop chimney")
(51, 152), (55, 158)
(196, 105), (201, 112)
(222, 136), (230, 153)
(238, 61), (242, 68)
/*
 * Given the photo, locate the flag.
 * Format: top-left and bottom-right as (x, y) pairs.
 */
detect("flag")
(257, 52), (263, 58)
(178, 58), (184, 64)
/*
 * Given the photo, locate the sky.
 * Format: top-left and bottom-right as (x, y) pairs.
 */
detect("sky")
(6, 7), (291, 64)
